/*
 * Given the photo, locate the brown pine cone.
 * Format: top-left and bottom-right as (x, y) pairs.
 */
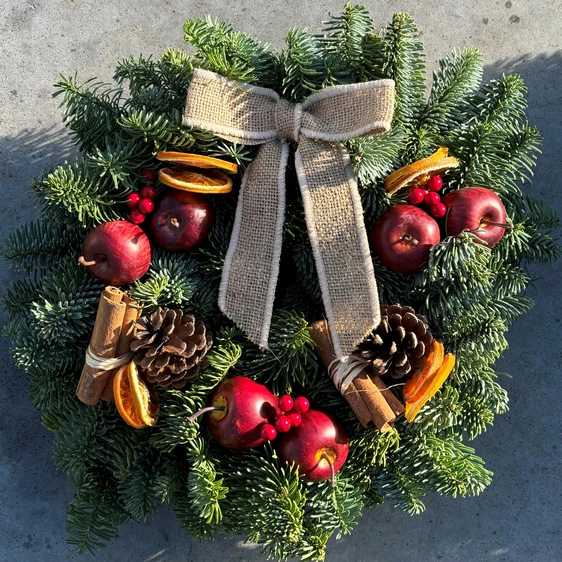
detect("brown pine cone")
(131, 307), (212, 389)
(357, 304), (433, 380)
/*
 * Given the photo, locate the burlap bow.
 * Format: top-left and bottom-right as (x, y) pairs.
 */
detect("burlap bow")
(184, 69), (395, 358)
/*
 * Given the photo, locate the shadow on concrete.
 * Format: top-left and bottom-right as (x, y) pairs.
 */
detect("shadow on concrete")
(0, 53), (561, 562)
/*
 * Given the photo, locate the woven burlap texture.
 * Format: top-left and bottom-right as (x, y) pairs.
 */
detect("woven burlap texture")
(184, 68), (395, 358)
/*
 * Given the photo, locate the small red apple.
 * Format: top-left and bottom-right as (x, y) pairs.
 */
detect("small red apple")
(205, 376), (280, 450)
(442, 187), (508, 247)
(149, 190), (213, 252)
(277, 409), (349, 483)
(79, 220), (151, 285)
(370, 204), (440, 273)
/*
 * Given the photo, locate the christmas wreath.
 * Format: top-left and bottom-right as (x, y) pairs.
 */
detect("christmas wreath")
(3, 4), (560, 560)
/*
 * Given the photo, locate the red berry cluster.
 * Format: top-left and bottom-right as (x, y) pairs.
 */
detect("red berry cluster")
(407, 175), (447, 219)
(261, 395), (310, 441)
(126, 169), (158, 224)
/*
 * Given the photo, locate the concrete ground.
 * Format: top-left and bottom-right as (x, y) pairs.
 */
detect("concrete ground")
(1, 1), (561, 561)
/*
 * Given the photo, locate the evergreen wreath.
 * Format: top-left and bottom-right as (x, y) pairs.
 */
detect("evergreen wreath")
(3, 4), (560, 560)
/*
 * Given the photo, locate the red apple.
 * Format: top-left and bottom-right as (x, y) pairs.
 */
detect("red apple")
(149, 190), (213, 251)
(79, 220), (151, 285)
(442, 187), (508, 247)
(277, 409), (349, 482)
(370, 204), (440, 273)
(206, 376), (280, 450)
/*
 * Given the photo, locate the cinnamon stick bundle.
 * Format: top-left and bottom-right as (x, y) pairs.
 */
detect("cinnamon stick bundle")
(310, 320), (404, 431)
(76, 287), (141, 405)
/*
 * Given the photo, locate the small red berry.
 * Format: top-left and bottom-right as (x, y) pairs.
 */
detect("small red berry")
(130, 209), (146, 224)
(288, 412), (302, 427)
(139, 185), (157, 199)
(293, 396), (310, 414)
(427, 176), (443, 192)
(142, 168), (157, 182)
(407, 187), (426, 205)
(278, 395), (294, 413)
(126, 193), (141, 208)
(424, 192), (441, 207)
(275, 415), (292, 433)
(431, 203), (447, 219)
(261, 423), (277, 441)
(138, 198), (155, 214)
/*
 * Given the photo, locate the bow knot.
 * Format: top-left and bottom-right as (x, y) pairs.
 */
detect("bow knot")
(184, 69), (395, 358)
(275, 98), (302, 142)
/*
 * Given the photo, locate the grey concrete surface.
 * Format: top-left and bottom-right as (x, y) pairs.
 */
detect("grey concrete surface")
(1, 1), (561, 561)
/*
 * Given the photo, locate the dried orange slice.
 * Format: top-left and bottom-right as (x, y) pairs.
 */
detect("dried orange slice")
(403, 339), (445, 402)
(384, 147), (459, 195)
(128, 361), (159, 427)
(156, 152), (238, 174)
(405, 353), (455, 422)
(114, 364), (147, 429)
(158, 167), (233, 194)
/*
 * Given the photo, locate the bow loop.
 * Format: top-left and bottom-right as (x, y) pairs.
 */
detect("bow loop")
(183, 69), (395, 357)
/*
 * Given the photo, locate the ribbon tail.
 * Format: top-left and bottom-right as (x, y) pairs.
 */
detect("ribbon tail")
(295, 136), (381, 358)
(219, 140), (288, 349)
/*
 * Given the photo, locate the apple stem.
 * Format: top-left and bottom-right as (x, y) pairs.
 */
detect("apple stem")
(78, 256), (100, 267)
(170, 217), (180, 228)
(187, 406), (225, 423)
(480, 218), (513, 230)
(401, 234), (419, 246)
(321, 452), (336, 489)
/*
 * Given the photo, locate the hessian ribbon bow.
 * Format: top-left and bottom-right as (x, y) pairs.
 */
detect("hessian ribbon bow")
(184, 69), (396, 358)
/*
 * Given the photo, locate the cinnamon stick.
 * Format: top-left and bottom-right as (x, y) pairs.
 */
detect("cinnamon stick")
(310, 320), (398, 431)
(100, 295), (142, 402)
(372, 375), (405, 420)
(76, 287), (127, 405)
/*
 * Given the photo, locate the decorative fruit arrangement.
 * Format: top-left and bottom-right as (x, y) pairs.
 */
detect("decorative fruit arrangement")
(201, 376), (280, 450)
(148, 190), (214, 252)
(277, 409), (349, 484)
(370, 204), (440, 273)
(78, 220), (151, 285)
(126, 168), (159, 224)
(442, 186), (510, 247)
(156, 151), (237, 194)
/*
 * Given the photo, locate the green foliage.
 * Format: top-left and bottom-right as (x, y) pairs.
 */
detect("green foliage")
(3, 5), (559, 559)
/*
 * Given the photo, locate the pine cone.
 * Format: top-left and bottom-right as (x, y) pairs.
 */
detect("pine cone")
(357, 304), (433, 380)
(131, 308), (212, 389)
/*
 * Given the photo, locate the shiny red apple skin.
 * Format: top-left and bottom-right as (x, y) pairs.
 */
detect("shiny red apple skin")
(81, 220), (151, 285)
(370, 204), (440, 273)
(149, 190), (213, 252)
(207, 376), (280, 451)
(442, 187), (507, 248)
(277, 409), (349, 482)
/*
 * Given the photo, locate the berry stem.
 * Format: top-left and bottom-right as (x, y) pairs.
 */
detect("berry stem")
(187, 406), (225, 423)
(78, 256), (102, 267)
(321, 452), (336, 488)
(401, 234), (419, 246)
(480, 218), (513, 230)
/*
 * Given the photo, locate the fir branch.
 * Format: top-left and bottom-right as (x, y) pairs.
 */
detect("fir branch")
(360, 33), (391, 81)
(320, 2), (374, 81)
(3, 220), (85, 275)
(421, 48), (483, 133)
(184, 16), (280, 87)
(53, 75), (123, 152)
(242, 311), (318, 394)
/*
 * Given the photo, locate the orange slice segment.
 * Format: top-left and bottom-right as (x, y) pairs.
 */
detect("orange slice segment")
(128, 362), (159, 427)
(405, 353), (455, 422)
(114, 364), (147, 429)
(384, 147), (459, 195)
(403, 340), (445, 403)
(159, 167), (233, 194)
(156, 152), (238, 174)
